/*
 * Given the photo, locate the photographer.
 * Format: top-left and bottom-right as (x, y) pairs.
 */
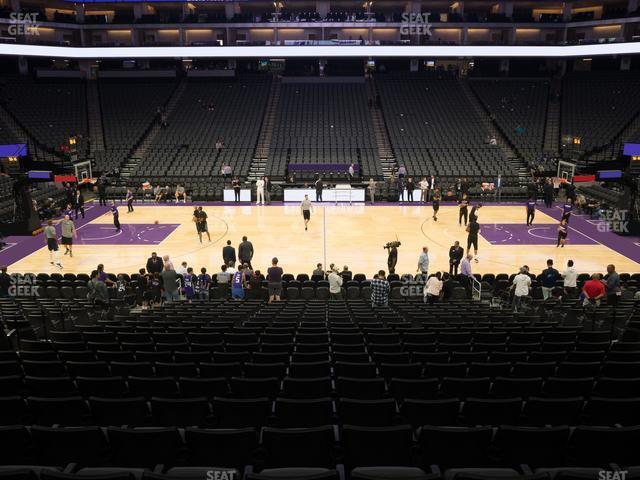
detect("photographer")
(384, 241), (400, 275)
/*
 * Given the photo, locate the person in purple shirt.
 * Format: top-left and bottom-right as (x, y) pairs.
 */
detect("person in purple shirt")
(231, 265), (246, 300)
(561, 201), (573, 223)
(197, 267), (211, 300)
(110, 202), (121, 232)
(126, 189), (134, 213)
(526, 198), (536, 226)
(96, 263), (114, 287)
(183, 267), (196, 301)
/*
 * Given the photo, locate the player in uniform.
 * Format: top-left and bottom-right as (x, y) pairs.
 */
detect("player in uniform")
(110, 202), (121, 232)
(561, 200), (573, 223)
(193, 206), (211, 243)
(126, 188), (134, 213)
(557, 219), (568, 248)
(458, 193), (469, 226)
(43, 219), (63, 269)
(526, 198), (536, 226)
(432, 188), (441, 221)
(301, 195), (313, 231)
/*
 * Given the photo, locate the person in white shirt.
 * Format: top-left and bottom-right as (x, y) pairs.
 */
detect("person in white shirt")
(176, 261), (188, 278)
(562, 259), (578, 299)
(163, 255), (174, 271)
(419, 177), (429, 203)
(328, 267), (344, 300)
(424, 272), (443, 304)
(226, 261), (237, 275)
(256, 177), (265, 205)
(348, 163), (355, 180)
(512, 266), (532, 312)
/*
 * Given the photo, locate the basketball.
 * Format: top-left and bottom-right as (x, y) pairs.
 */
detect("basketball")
(154, 220), (159, 224)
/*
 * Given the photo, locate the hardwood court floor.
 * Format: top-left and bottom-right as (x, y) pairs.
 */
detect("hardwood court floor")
(8, 203), (640, 276)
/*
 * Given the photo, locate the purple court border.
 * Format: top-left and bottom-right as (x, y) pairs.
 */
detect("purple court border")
(1, 200), (638, 269)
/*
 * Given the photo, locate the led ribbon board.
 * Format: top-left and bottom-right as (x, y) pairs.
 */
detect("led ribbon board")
(2, 43), (640, 59)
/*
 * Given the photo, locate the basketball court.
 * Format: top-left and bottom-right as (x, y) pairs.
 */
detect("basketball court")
(2, 201), (639, 277)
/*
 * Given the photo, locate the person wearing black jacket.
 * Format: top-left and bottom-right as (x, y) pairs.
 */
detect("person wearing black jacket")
(458, 193), (469, 226)
(238, 236), (254, 270)
(97, 176), (107, 206)
(406, 178), (415, 202)
(223, 240), (237, 267)
(543, 179), (554, 208)
(75, 189), (85, 219)
(315, 178), (323, 202)
(449, 241), (464, 276)
(146, 252), (164, 274)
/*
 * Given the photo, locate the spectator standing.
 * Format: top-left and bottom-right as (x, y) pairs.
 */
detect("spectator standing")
(460, 254), (474, 297)
(605, 264), (621, 312)
(341, 266), (353, 282)
(417, 246), (429, 278)
(406, 177), (415, 202)
(231, 265), (246, 300)
(267, 257), (283, 303)
(315, 178), (324, 202)
(368, 178), (376, 204)
(562, 260), (578, 298)
(264, 177), (272, 205)
(424, 272), (443, 304)
(97, 176), (107, 206)
(256, 177), (265, 205)
(512, 267), (532, 312)
(160, 264), (180, 302)
(88, 270), (109, 305)
(176, 261), (188, 278)
(312, 264), (324, 278)
(449, 241), (464, 276)
(419, 177), (429, 203)
(428, 175), (436, 201)
(232, 177), (241, 202)
(328, 266), (343, 300)
(146, 252), (163, 274)
(238, 236), (254, 269)
(371, 270), (390, 307)
(163, 255), (174, 271)
(582, 273), (605, 307)
(197, 268), (211, 300)
(543, 179), (554, 208)
(223, 240), (237, 267)
(494, 175), (502, 202)
(541, 259), (560, 300)
(0, 266), (10, 298)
